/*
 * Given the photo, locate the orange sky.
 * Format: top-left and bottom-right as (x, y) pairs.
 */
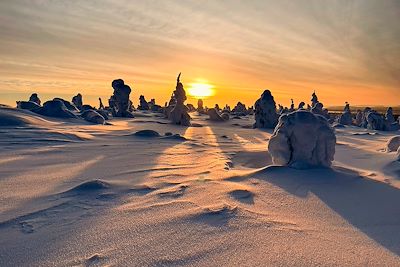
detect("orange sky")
(0, 0), (399, 108)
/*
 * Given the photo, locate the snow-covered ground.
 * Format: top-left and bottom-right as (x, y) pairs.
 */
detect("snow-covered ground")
(0, 107), (399, 266)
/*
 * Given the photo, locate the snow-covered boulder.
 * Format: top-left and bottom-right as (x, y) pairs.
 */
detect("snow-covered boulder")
(268, 110), (336, 169)
(386, 136), (400, 152)
(16, 101), (41, 112)
(37, 99), (77, 118)
(81, 109), (105, 124)
(53, 98), (79, 112)
(253, 90), (278, 129)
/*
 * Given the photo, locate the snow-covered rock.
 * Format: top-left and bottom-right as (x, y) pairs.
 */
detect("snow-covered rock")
(268, 110), (336, 169)
(37, 99), (77, 118)
(81, 109), (105, 124)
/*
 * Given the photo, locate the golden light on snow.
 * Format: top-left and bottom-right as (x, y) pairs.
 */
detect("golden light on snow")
(187, 83), (215, 99)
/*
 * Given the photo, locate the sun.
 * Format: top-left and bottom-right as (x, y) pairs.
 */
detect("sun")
(187, 83), (214, 99)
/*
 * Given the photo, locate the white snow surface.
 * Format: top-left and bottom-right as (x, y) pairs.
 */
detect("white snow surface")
(0, 107), (400, 266)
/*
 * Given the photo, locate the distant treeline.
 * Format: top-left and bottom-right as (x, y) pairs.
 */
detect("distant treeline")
(327, 106), (400, 116)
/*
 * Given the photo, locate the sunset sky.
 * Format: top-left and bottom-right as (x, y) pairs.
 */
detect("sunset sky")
(0, 0), (399, 108)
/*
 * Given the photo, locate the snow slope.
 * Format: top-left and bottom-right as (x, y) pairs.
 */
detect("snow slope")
(0, 107), (399, 266)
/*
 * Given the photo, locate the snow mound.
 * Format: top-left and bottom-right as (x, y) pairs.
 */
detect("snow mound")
(268, 110), (336, 169)
(0, 107), (54, 127)
(68, 180), (111, 193)
(397, 147), (400, 161)
(386, 136), (400, 152)
(133, 129), (161, 137)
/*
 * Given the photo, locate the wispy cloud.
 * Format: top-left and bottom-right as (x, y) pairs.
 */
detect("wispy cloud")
(0, 0), (399, 106)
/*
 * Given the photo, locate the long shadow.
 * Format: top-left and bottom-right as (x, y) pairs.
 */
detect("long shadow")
(239, 165), (400, 256)
(206, 120), (274, 169)
(0, 118), (193, 265)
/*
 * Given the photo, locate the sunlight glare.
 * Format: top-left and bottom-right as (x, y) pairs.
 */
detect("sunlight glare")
(187, 83), (214, 99)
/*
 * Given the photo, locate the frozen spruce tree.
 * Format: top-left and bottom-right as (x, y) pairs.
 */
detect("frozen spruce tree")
(138, 95), (150, 110)
(253, 90), (278, 129)
(338, 102), (352, 125)
(108, 79), (134, 118)
(72, 93), (83, 110)
(355, 110), (363, 126)
(168, 73), (191, 126)
(268, 110), (336, 169)
(197, 99), (205, 114)
(29, 93), (41, 105)
(311, 91), (319, 107)
(385, 107), (395, 124)
(366, 110), (385, 130)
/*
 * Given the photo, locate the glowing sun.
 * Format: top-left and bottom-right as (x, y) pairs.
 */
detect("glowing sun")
(187, 83), (214, 99)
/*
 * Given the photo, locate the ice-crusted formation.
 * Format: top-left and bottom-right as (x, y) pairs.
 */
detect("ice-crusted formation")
(37, 99), (77, 118)
(311, 102), (330, 119)
(53, 98), (79, 112)
(385, 107), (400, 131)
(81, 109), (105, 124)
(268, 110), (336, 169)
(109, 79), (134, 118)
(290, 99), (295, 112)
(232, 102), (247, 116)
(168, 73), (191, 126)
(366, 110), (385, 130)
(386, 136), (400, 152)
(197, 99), (205, 114)
(16, 100), (41, 111)
(29, 93), (41, 105)
(148, 98), (162, 112)
(311, 91), (319, 107)
(360, 107), (372, 128)
(253, 90), (278, 129)
(72, 94), (83, 110)
(207, 108), (229, 121)
(355, 110), (363, 126)
(338, 102), (352, 125)
(385, 107), (395, 124)
(138, 95), (150, 110)
(360, 107), (399, 131)
(98, 98), (105, 109)
(187, 104), (196, 112)
(223, 104), (231, 113)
